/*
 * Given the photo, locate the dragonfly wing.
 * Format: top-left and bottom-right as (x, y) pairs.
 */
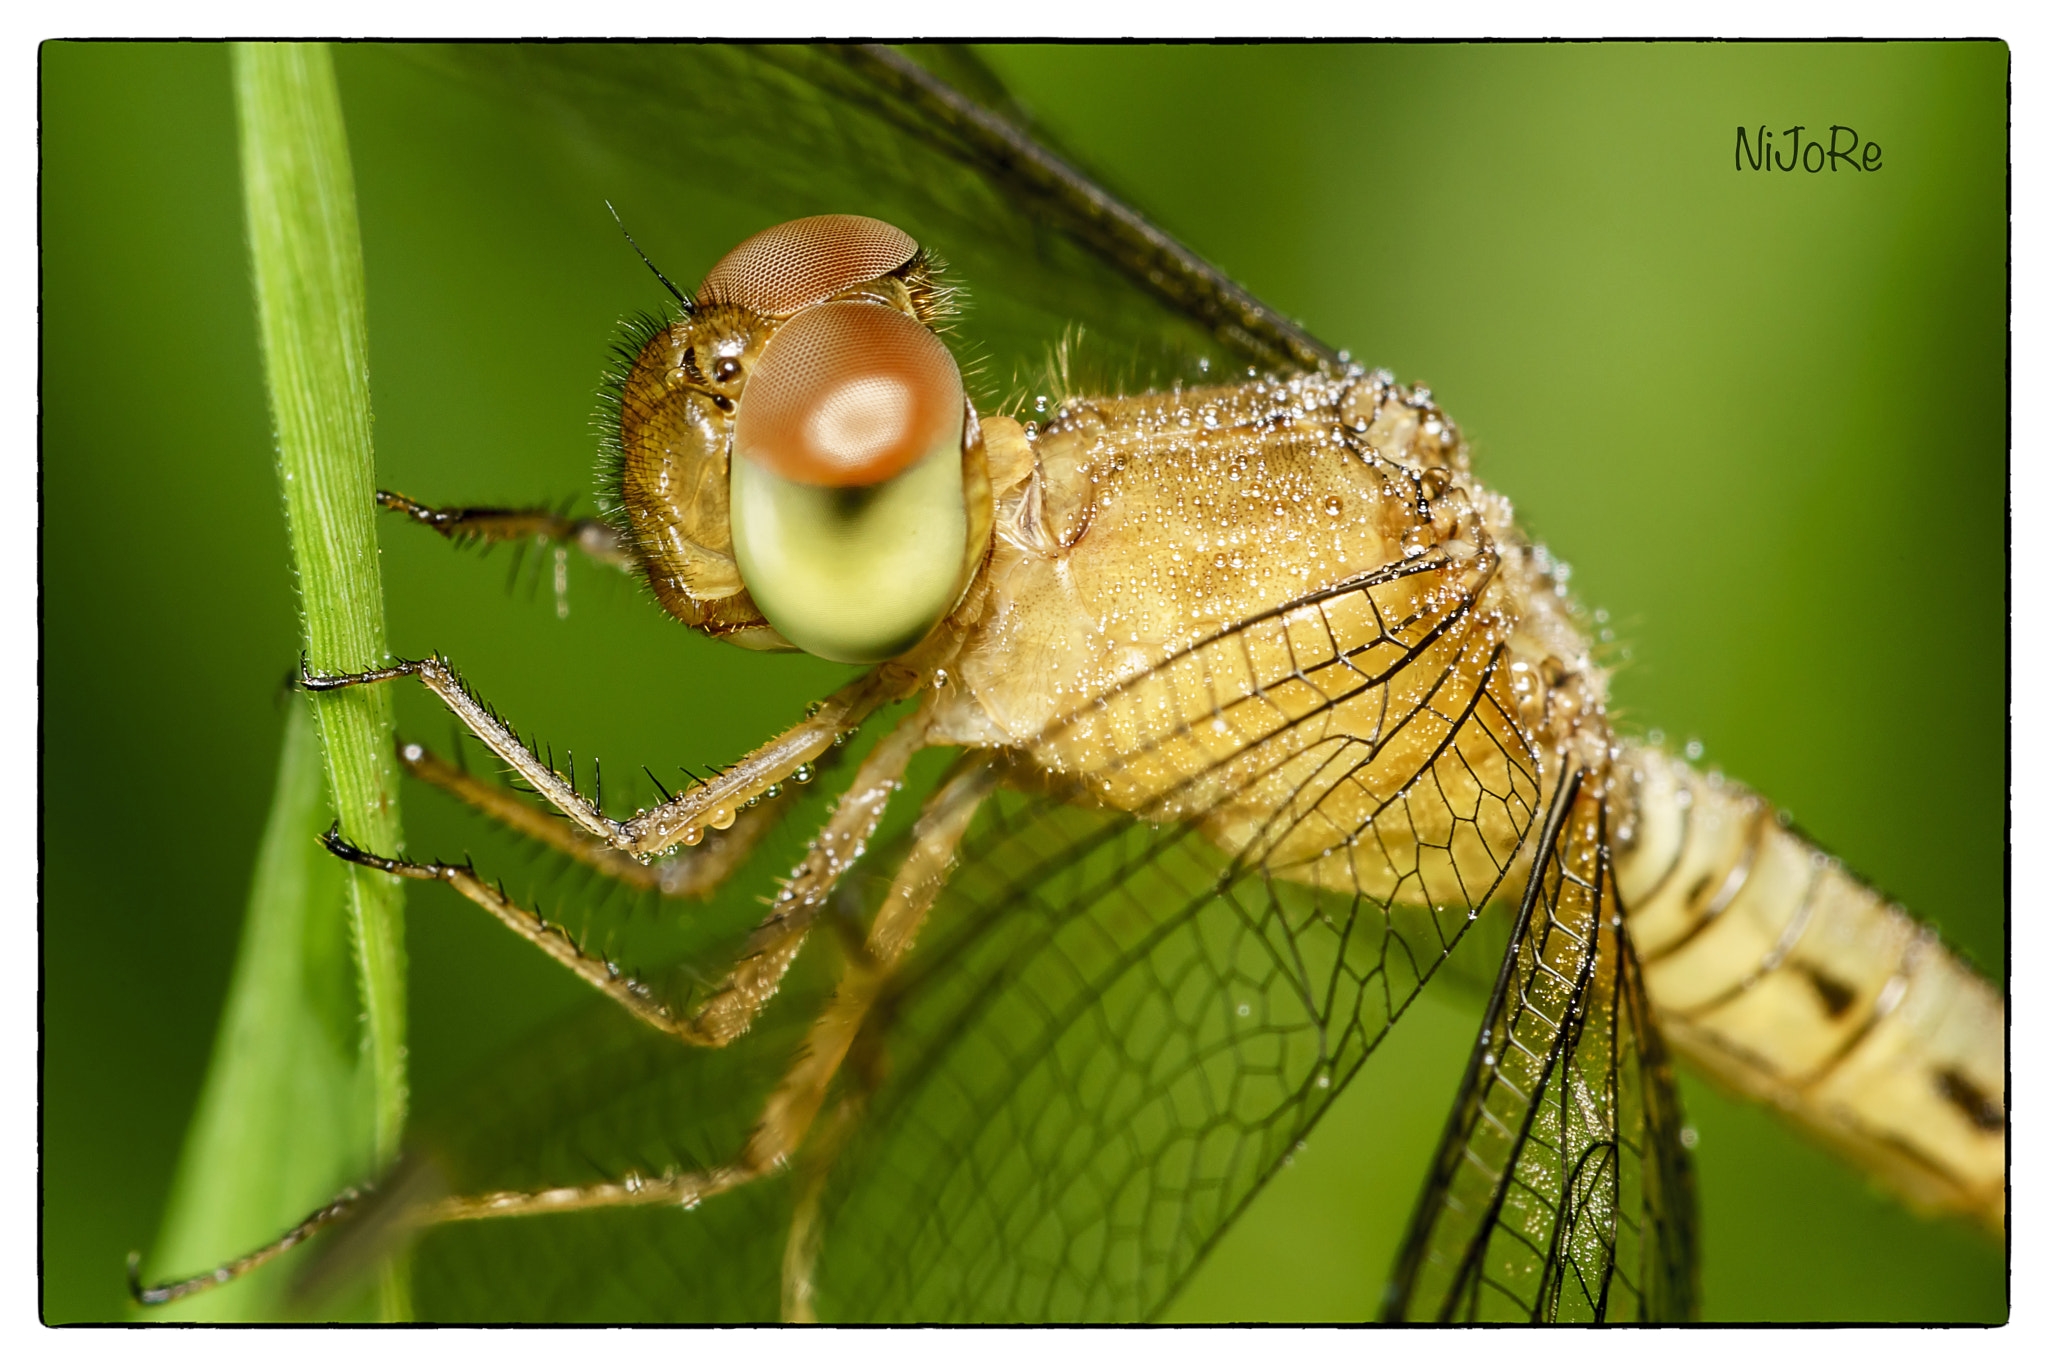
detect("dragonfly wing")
(403, 993), (813, 1321)
(810, 789), (1532, 1321)
(807, 593), (1544, 1319)
(387, 797), (1510, 1324)
(1381, 772), (1699, 1323)
(396, 43), (1333, 391)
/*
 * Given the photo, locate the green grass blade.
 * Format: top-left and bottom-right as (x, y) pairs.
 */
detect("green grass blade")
(140, 41), (410, 1321)
(141, 698), (369, 1320)
(235, 32), (408, 1181)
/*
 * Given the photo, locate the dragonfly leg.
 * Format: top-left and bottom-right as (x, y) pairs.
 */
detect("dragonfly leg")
(375, 488), (635, 570)
(311, 700), (937, 1056)
(136, 707), (952, 1308)
(430, 1165), (747, 1223)
(346, 756), (993, 1302)
(780, 1095), (857, 1324)
(299, 655), (905, 857)
(757, 758), (1000, 1321)
(687, 706), (939, 1046)
(128, 1188), (369, 1307)
(332, 757), (997, 1314)
(319, 826), (730, 1043)
(323, 706), (937, 1048)
(395, 735), (795, 901)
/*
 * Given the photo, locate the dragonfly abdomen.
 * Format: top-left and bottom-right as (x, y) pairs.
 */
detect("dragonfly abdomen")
(1613, 741), (2005, 1230)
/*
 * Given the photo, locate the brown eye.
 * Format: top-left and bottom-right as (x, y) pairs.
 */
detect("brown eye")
(696, 214), (918, 316)
(713, 357), (742, 383)
(733, 300), (962, 488)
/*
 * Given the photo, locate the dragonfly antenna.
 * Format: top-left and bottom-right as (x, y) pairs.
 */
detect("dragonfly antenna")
(606, 200), (691, 310)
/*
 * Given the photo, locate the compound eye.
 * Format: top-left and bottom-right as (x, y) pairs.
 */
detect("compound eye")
(727, 301), (969, 664)
(696, 214), (918, 316)
(733, 300), (962, 488)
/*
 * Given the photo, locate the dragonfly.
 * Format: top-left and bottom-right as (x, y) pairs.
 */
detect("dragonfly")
(132, 43), (2006, 1322)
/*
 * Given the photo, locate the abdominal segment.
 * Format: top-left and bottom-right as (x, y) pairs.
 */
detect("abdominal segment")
(1614, 742), (2005, 1229)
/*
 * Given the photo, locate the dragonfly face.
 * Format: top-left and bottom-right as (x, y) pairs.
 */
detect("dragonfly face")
(50, 43), (2001, 1324)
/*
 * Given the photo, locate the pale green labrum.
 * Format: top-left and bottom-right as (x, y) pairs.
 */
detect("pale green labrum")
(729, 435), (970, 664)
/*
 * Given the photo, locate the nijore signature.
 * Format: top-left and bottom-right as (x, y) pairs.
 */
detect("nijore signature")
(1736, 124), (1883, 172)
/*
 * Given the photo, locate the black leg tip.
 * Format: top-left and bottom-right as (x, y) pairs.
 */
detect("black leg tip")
(320, 823), (439, 882)
(296, 658), (423, 693)
(124, 1251), (171, 1307)
(319, 823), (379, 868)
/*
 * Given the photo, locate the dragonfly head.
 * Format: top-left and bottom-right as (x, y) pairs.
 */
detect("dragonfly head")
(604, 214), (993, 664)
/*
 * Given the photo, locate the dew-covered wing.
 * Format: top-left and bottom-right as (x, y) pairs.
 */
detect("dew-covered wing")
(1381, 773), (1699, 1323)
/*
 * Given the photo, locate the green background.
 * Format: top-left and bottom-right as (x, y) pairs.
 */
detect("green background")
(41, 42), (2006, 1323)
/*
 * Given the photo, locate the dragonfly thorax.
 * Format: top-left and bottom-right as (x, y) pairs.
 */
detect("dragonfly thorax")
(929, 369), (1611, 911)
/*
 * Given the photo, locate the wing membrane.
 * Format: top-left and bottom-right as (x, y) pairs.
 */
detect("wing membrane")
(1382, 771), (1698, 1323)
(811, 794), (1398, 1320)
(805, 572), (1542, 1320)
(394, 43), (1314, 400)
(405, 987), (817, 1322)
